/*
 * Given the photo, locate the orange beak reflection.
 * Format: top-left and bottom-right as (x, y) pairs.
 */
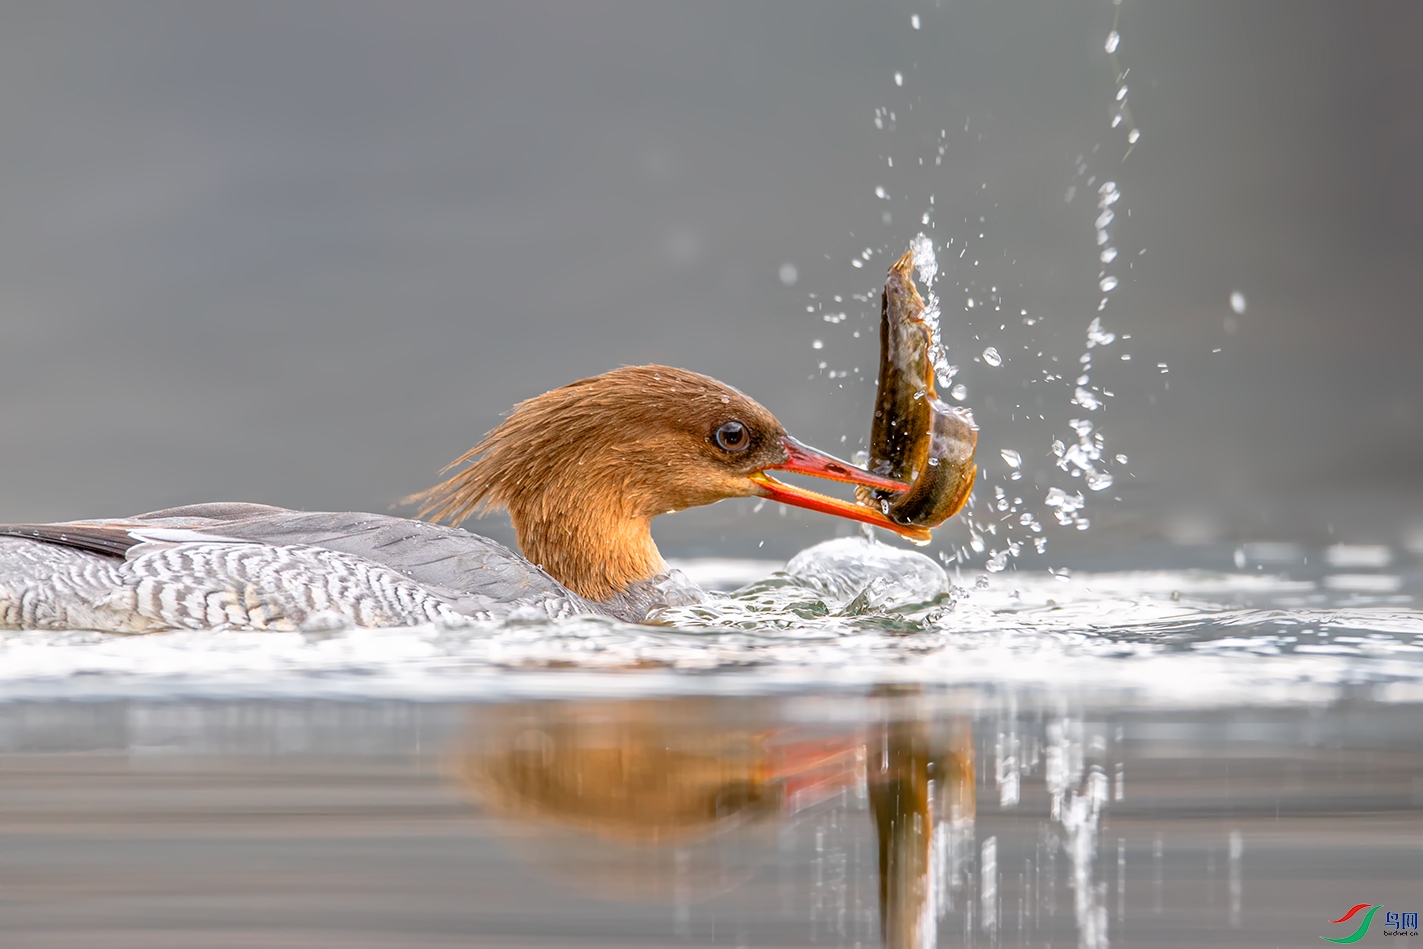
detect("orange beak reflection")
(749, 436), (933, 543)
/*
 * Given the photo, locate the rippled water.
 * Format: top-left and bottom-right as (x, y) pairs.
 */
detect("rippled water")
(3, 539), (1421, 946)
(4, 690), (1421, 948)
(1, 537), (1418, 705)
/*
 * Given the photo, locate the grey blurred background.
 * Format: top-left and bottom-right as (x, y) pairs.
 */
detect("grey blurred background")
(1, 0), (1419, 566)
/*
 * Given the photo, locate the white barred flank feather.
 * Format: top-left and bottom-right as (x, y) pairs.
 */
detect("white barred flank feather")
(0, 539), (466, 633)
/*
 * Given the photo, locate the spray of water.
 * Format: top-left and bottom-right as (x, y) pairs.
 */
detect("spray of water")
(796, 3), (1150, 582)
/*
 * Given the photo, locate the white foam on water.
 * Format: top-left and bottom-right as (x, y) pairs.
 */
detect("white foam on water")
(0, 539), (1419, 707)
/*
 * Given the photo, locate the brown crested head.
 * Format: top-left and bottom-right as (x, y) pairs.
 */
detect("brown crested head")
(409, 364), (920, 605)
(408, 366), (792, 602)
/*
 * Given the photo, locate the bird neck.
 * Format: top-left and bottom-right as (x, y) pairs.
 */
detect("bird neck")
(508, 495), (668, 605)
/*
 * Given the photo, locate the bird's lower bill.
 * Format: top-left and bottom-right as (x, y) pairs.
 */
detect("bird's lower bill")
(748, 439), (933, 542)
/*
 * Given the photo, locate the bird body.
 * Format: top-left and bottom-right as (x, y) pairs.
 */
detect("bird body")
(0, 365), (971, 632)
(0, 504), (687, 630)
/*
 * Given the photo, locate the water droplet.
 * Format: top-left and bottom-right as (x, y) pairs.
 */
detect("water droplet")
(1000, 449), (1022, 468)
(1116, 85), (1128, 101)
(1075, 387), (1102, 410)
(910, 13), (921, 29)
(1100, 247), (1117, 263)
(1095, 209), (1115, 230)
(982, 346), (1002, 367)
(851, 259), (863, 269)
(1087, 471), (1114, 491)
(1099, 276), (1118, 292)
(1105, 30), (1120, 53)
(812, 339), (824, 350)
(975, 575), (990, 589)
(1127, 129), (1141, 144)
(1230, 290), (1247, 314)
(1115, 453), (1128, 464)
(950, 383), (968, 400)
(894, 71), (904, 87)
(874, 185), (888, 199)
(778, 262), (798, 286)
(1046, 488), (1079, 518)
(986, 551), (1009, 572)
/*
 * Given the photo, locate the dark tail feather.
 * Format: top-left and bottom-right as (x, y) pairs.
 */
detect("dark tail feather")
(0, 525), (140, 559)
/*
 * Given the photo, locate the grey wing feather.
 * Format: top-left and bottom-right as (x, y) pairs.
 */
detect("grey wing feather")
(129, 505), (609, 617)
(0, 505), (618, 631)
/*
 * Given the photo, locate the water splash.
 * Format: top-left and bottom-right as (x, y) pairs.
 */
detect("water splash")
(1104, 5), (1141, 156)
(909, 232), (938, 285)
(827, 9), (1145, 579)
(910, 233), (962, 394)
(2, 540), (1419, 703)
(1086, 317), (1116, 349)
(1045, 486), (1087, 527)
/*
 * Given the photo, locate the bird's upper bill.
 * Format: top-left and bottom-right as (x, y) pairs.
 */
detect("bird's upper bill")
(750, 436), (930, 543)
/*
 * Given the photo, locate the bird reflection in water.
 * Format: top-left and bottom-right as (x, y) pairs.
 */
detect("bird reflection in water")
(451, 695), (975, 946)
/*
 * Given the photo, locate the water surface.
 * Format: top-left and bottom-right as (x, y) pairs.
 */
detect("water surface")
(2, 541), (1421, 947)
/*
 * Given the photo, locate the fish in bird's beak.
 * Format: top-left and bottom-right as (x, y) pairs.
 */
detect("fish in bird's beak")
(747, 436), (932, 543)
(856, 249), (978, 530)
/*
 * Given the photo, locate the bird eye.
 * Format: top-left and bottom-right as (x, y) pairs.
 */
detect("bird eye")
(714, 420), (751, 452)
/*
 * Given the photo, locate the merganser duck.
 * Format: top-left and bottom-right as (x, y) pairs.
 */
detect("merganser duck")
(0, 365), (959, 632)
